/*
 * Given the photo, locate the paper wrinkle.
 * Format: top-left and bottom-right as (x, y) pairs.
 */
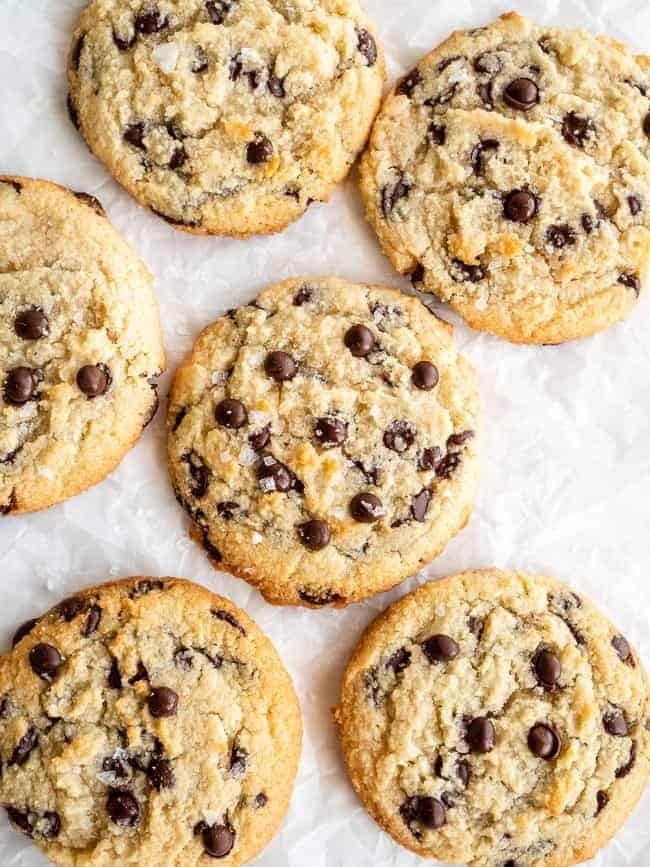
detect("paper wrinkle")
(0, 0), (649, 864)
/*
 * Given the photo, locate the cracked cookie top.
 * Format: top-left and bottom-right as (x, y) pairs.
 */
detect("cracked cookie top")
(67, 0), (384, 237)
(167, 276), (480, 607)
(335, 569), (649, 866)
(0, 577), (301, 866)
(0, 177), (165, 515)
(359, 12), (650, 343)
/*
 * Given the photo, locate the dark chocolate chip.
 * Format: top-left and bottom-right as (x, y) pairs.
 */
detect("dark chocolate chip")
(5, 807), (32, 835)
(428, 123), (446, 145)
(504, 189), (538, 223)
(113, 30), (136, 51)
(172, 407), (187, 432)
(264, 350), (297, 382)
(40, 811), (61, 838)
(203, 822), (235, 858)
(412, 361), (439, 390)
(470, 138), (499, 176)
(15, 308), (49, 340)
(229, 744), (248, 777)
(268, 70), (285, 98)
(546, 224), (576, 249)
(447, 431), (474, 449)
(297, 520), (331, 551)
(603, 708), (628, 737)
(410, 263), (425, 286)
(129, 579), (165, 597)
(246, 134), (273, 164)
(456, 758), (470, 788)
(386, 647), (411, 674)
(474, 52), (502, 74)
(352, 460), (379, 486)
(169, 146), (187, 170)
(615, 741), (637, 778)
(595, 790), (609, 815)
(8, 727), (39, 766)
(148, 687), (178, 718)
(135, 10), (168, 35)
(217, 501), (239, 520)
(396, 68), (421, 97)
(350, 492), (383, 523)
(437, 55), (462, 71)
(298, 588), (343, 606)
(314, 417), (347, 447)
(467, 717), (495, 753)
(293, 285), (312, 305)
(107, 789), (140, 826)
(29, 643), (62, 681)
(628, 195), (642, 216)
(384, 419), (416, 453)
(411, 488), (431, 522)
(213, 609), (245, 634)
(102, 754), (129, 778)
(5, 367), (38, 405)
(255, 792), (268, 807)
(74, 191), (106, 216)
(381, 177), (412, 218)
(147, 756), (174, 790)
(644, 113), (650, 138)
(435, 452), (461, 478)
(67, 93), (79, 129)
(503, 77), (539, 111)
(477, 81), (493, 107)
(533, 648), (561, 688)
(528, 723), (561, 759)
(418, 446), (442, 472)
(58, 597), (86, 622)
(206, 0), (231, 24)
(450, 258), (485, 283)
(618, 273), (641, 295)
(611, 635), (634, 669)
(12, 617), (39, 647)
(562, 112), (593, 148)
(344, 324), (375, 357)
(72, 33), (85, 70)
(77, 364), (110, 397)
(248, 424), (271, 451)
(400, 795), (445, 831)
(108, 658), (122, 689)
(422, 634), (459, 664)
(188, 462), (210, 498)
(215, 398), (248, 429)
(257, 455), (296, 493)
(124, 122), (146, 149)
(128, 661), (149, 684)
(357, 28), (377, 66)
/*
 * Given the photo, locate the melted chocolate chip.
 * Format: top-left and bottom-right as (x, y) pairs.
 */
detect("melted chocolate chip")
(268, 68), (286, 97)
(107, 789), (140, 826)
(381, 176), (412, 218)
(293, 285), (311, 305)
(148, 687), (178, 718)
(528, 723), (561, 759)
(450, 258), (485, 283)
(202, 821), (236, 858)
(58, 597), (86, 622)
(357, 28), (377, 66)
(352, 460), (379, 486)
(350, 492), (383, 523)
(29, 643), (62, 681)
(298, 588), (343, 606)
(533, 648), (561, 688)
(255, 792), (268, 807)
(503, 77), (539, 111)
(264, 350), (297, 382)
(215, 398), (248, 429)
(314, 417), (347, 447)
(135, 9), (168, 35)
(12, 617), (39, 647)
(384, 420), (416, 453)
(546, 224), (576, 249)
(6, 807), (32, 835)
(297, 520), (331, 551)
(418, 446), (442, 472)
(124, 122), (146, 149)
(248, 424), (271, 451)
(188, 461), (210, 498)
(74, 191), (106, 216)
(40, 811), (61, 838)
(595, 790), (609, 815)
(113, 30), (136, 51)
(77, 364), (110, 397)
(15, 308), (49, 340)
(422, 634), (459, 664)
(411, 488), (432, 522)
(344, 324), (375, 357)
(206, 0), (231, 24)
(435, 452), (461, 478)
(108, 658), (122, 689)
(603, 708), (628, 737)
(147, 756), (174, 790)
(447, 431), (474, 449)
(628, 195), (642, 216)
(615, 741), (637, 778)
(130, 579), (165, 598)
(428, 123), (446, 145)
(612, 634), (634, 665)
(456, 758), (470, 788)
(169, 146), (187, 171)
(562, 112), (593, 148)
(396, 68), (421, 97)
(618, 273), (641, 295)
(128, 661), (149, 685)
(217, 501), (239, 520)
(5, 367), (39, 405)
(386, 647), (411, 674)
(504, 189), (538, 223)
(212, 609), (245, 634)
(400, 795), (445, 832)
(9, 727), (39, 766)
(229, 744), (248, 777)
(412, 361), (439, 390)
(467, 717), (495, 753)
(246, 135), (273, 164)
(470, 138), (499, 176)
(644, 113), (650, 138)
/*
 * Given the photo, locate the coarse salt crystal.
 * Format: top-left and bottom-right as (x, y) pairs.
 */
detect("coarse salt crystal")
(252, 533), (263, 545)
(153, 42), (179, 73)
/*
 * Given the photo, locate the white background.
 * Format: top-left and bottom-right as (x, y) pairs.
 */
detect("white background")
(0, 1), (648, 864)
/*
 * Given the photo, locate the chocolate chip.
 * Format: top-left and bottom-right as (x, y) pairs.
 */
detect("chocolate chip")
(410, 264), (425, 287)
(344, 324), (375, 357)
(15, 308), (49, 340)
(293, 285), (312, 305)
(386, 647), (411, 674)
(422, 634), (459, 664)
(562, 112), (593, 148)
(616, 741), (637, 778)
(58, 597), (86, 622)
(29, 643), (62, 681)
(456, 759), (470, 788)
(628, 195), (642, 216)
(381, 177), (411, 218)
(8, 727), (38, 766)
(102, 754), (129, 778)
(618, 273), (641, 295)
(206, 0), (231, 24)
(477, 81), (493, 107)
(147, 756), (174, 790)
(246, 134), (273, 164)
(467, 717), (495, 753)
(129, 661), (149, 684)
(257, 455), (295, 493)
(107, 789), (140, 826)
(5, 367), (38, 405)
(450, 258), (485, 283)
(504, 189), (538, 223)
(603, 708), (628, 737)
(546, 224), (576, 249)
(217, 501), (239, 520)
(254, 792), (268, 807)
(124, 122), (146, 149)
(67, 93), (79, 129)
(411, 488), (431, 522)
(503, 78), (539, 111)
(350, 492), (384, 523)
(148, 687), (178, 718)
(77, 364), (110, 397)
(447, 430), (474, 449)
(5, 807), (32, 835)
(357, 28), (377, 66)
(268, 70), (285, 98)
(215, 398), (248, 429)
(644, 113), (650, 138)
(113, 30), (136, 51)
(314, 417), (347, 448)
(582, 213), (596, 233)
(12, 617), (39, 647)
(428, 123), (446, 146)
(298, 588), (343, 606)
(418, 446), (442, 472)
(264, 350), (297, 382)
(400, 795), (445, 831)
(533, 648), (561, 688)
(297, 520), (331, 551)
(169, 146), (187, 170)
(40, 811), (61, 838)
(108, 658), (122, 689)
(135, 9), (168, 35)
(435, 452), (461, 478)
(396, 68), (421, 97)
(470, 139), (499, 176)
(248, 424), (271, 451)
(130, 579), (165, 597)
(213, 609), (245, 634)
(409, 360), (439, 391)
(384, 420), (416, 453)
(203, 822), (235, 858)
(352, 460), (379, 485)
(474, 52), (502, 74)
(528, 723), (561, 759)
(229, 744), (248, 777)
(189, 462), (210, 497)
(72, 33), (85, 70)
(74, 191), (106, 216)
(595, 790), (609, 815)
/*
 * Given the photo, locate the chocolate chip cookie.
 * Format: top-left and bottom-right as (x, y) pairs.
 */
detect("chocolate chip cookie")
(0, 176), (165, 515)
(0, 577), (301, 865)
(335, 569), (649, 865)
(167, 277), (480, 607)
(359, 12), (650, 343)
(67, 0), (384, 237)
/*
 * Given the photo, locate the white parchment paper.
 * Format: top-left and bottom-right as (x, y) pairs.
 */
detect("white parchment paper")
(0, 1), (648, 864)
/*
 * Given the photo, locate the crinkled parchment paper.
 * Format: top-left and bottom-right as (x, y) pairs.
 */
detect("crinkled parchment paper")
(0, 0), (648, 864)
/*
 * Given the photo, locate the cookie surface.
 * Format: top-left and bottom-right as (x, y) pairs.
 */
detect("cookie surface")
(359, 12), (650, 343)
(68, 0), (384, 237)
(167, 277), (480, 607)
(0, 176), (165, 515)
(0, 577), (301, 866)
(335, 569), (649, 866)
